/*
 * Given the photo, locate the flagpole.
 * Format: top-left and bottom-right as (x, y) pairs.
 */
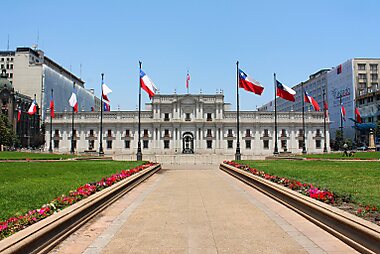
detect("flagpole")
(187, 70), (189, 94)
(137, 61), (143, 161)
(323, 88), (328, 153)
(302, 82), (307, 154)
(273, 73), (279, 155)
(99, 73), (104, 156)
(70, 82), (75, 154)
(235, 61), (241, 161)
(340, 95), (344, 140)
(33, 94), (36, 148)
(49, 89), (53, 153)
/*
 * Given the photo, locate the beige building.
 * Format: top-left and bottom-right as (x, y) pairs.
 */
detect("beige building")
(0, 47), (99, 120)
(46, 93), (330, 162)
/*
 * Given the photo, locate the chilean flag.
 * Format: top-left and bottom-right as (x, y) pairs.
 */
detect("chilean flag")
(186, 72), (190, 89)
(276, 80), (296, 102)
(102, 83), (112, 101)
(140, 70), (157, 99)
(28, 100), (37, 115)
(238, 69), (264, 95)
(341, 103), (346, 121)
(50, 95), (55, 118)
(304, 91), (320, 111)
(355, 107), (362, 123)
(69, 91), (78, 113)
(324, 101), (329, 118)
(17, 107), (21, 122)
(103, 101), (110, 111)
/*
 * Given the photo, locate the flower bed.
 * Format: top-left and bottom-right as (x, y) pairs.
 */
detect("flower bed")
(0, 162), (155, 240)
(223, 161), (378, 223)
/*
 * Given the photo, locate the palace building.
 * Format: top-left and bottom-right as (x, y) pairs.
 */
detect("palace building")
(46, 93), (329, 162)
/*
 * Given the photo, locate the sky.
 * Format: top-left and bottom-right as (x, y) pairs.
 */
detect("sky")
(3, 0), (380, 110)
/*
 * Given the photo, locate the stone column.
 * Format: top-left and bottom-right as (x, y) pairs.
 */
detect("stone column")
(369, 129), (376, 150)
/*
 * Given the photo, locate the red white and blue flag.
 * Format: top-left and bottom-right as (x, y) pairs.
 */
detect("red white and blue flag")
(238, 69), (264, 95)
(103, 101), (111, 111)
(28, 100), (37, 115)
(355, 107), (362, 123)
(324, 101), (329, 118)
(341, 103), (346, 121)
(50, 94), (55, 118)
(69, 90), (78, 113)
(304, 91), (320, 111)
(17, 107), (21, 122)
(276, 80), (296, 102)
(102, 83), (112, 101)
(140, 70), (157, 99)
(186, 72), (190, 89)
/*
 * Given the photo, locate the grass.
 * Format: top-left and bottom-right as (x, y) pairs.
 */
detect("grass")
(237, 160), (380, 208)
(0, 160), (145, 221)
(302, 151), (380, 160)
(0, 151), (77, 160)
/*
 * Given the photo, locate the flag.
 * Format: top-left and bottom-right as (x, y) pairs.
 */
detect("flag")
(91, 106), (95, 112)
(50, 95), (55, 118)
(17, 107), (21, 122)
(103, 101), (110, 111)
(355, 107), (362, 123)
(102, 83), (112, 101)
(28, 100), (37, 115)
(324, 101), (328, 118)
(276, 80), (296, 101)
(304, 91), (320, 111)
(186, 72), (190, 89)
(341, 103), (346, 121)
(238, 69), (264, 95)
(140, 70), (157, 99)
(337, 64), (342, 74)
(69, 91), (78, 113)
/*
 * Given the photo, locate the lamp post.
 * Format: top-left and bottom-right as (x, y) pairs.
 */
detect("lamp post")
(273, 73), (279, 155)
(301, 82), (307, 154)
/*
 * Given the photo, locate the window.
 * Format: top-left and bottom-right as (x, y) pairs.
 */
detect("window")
(358, 64), (366, 70)
(54, 140), (59, 149)
(164, 140), (170, 149)
(316, 129), (321, 137)
(298, 140), (303, 149)
(298, 129), (304, 137)
(1, 58), (3, 62)
(371, 74), (378, 81)
(89, 129), (94, 136)
(185, 113), (191, 121)
(107, 140), (112, 149)
(281, 129), (287, 137)
(6, 64), (9, 69)
(207, 129), (212, 137)
(54, 129), (59, 136)
(10, 58), (13, 62)
(207, 113), (212, 121)
(10, 64), (13, 69)
(370, 64), (378, 72)
(0, 64), (3, 69)
(164, 113), (169, 121)
(263, 129), (269, 137)
(143, 129), (149, 137)
(358, 73), (367, 80)
(125, 129), (130, 136)
(263, 140), (269, 149)
(227, 129), (233, 137)
(368, 97), (374, 103)
(207, 140), (212, 149)
(246, 129), (251, 137)
(107, 129), (112, 137)
(164, 129), (170, 137)
(125, 140), (130, 149)
(9, 73), (13, 78)
(143, 140), (149, 149)
(245, 140), (251, 149)
(316, 140), (321, 149)
(88, 140), (94, 150)
(227, 140), (233, 149)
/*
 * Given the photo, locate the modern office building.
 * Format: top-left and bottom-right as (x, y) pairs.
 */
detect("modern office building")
(258, 58), (380, 142)
(46, 93), (329, 162)
(0, 47), (99, 120)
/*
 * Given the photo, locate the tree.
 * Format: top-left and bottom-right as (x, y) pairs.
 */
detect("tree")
(0, 114), (18, 149)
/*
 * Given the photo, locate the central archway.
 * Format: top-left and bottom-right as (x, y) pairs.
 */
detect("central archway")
(182, 132), (194, 154)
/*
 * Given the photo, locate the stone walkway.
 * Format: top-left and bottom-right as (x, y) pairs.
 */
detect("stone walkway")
(51, 164), (358, 254)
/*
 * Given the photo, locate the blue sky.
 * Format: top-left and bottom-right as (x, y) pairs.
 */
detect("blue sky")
(3, 0), (379, 110)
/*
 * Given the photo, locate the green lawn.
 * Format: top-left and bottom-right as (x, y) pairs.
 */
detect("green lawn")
(237, 160), (380, 208)
(0, 160), (145, 221)
(0, 151), (77, 160)
(302, 151), (380, 160)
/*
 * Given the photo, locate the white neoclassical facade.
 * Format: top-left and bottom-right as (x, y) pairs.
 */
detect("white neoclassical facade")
(45, 93), (330, 162)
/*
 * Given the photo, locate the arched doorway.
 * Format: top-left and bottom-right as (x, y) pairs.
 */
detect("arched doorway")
(182, 132), (194, 154)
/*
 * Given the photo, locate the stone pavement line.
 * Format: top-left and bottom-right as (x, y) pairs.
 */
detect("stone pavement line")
(100, 166), (308, 253)
(218, 169), (358, 254)
(82, 173), (164, 254)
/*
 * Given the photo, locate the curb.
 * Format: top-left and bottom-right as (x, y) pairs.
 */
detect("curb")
(0, 163), (161, 254)
(220, 163), (380, 254)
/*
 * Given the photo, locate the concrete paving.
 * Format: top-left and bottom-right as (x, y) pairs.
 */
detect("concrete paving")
(51, 164), (358, 254)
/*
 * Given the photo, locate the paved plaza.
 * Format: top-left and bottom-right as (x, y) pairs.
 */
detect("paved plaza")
(51, 164), (357, 254)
